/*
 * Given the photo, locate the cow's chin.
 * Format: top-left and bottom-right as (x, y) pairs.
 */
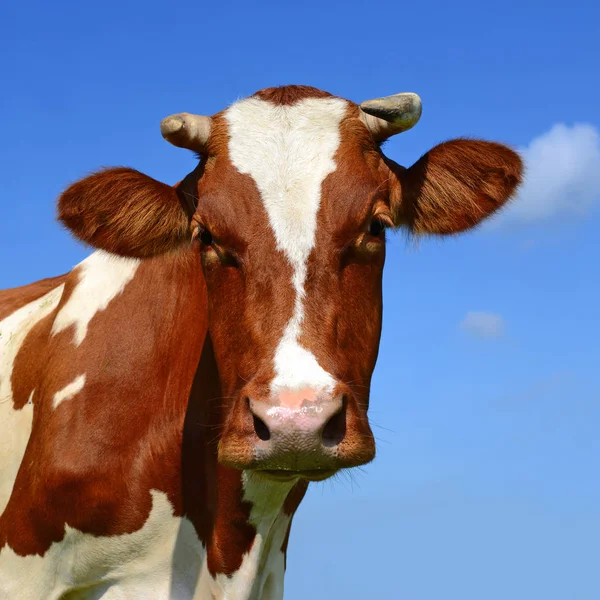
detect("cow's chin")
(217, 441), (376, 480)
(255, 469), (338, 483)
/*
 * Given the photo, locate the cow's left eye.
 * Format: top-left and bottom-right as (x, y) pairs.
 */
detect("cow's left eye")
(368, 219), (385, 237)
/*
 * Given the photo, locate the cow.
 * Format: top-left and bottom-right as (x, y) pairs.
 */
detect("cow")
(0, 85), (522, 599)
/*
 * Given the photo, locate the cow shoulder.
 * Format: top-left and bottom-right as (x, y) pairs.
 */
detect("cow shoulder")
(1, 249), (206, 557)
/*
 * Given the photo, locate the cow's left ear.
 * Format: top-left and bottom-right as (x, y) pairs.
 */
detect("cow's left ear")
(58, 167), (194, 258)
(387, 139), (523, 234)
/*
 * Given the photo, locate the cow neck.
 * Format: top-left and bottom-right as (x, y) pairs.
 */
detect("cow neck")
(182, 324), (308, 595)
(197, 470), (308, 598)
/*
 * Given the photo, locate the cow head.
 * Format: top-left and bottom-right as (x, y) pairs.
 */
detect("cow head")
(58, 86), (522, 482)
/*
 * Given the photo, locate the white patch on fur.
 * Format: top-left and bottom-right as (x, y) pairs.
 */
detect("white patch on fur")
(52, 251), (140, 346)
(225, 96), (346, 393)
(0, 490), (207, 599)
(53, 374), (86, 408)
(200, 472), (296, 600)
(1, 479), (294, 600)
(0, 284), (64, 516)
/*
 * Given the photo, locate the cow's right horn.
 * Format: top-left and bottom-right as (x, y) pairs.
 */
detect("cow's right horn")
(160, 113), (212, 152)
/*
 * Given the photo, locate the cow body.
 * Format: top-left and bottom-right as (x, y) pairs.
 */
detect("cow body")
(0, 85), (523, 598)
(0, 250), (302, 599)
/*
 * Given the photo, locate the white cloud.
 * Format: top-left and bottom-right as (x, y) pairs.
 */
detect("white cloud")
(499, 123), (600, 223)
(460, 311), (505, 339)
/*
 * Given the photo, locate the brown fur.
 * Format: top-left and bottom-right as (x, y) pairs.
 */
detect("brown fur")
(253, 84), (336, 105)
(387, 139), (523, 234)
(58, 168), (193, 258)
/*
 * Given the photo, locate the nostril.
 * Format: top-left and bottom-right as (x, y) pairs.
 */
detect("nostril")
(252, 414), (270, 441)
(247, 397), (271, 441)
(321, 397), (347, 448)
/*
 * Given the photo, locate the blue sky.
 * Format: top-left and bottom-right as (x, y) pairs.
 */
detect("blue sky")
(1, 0), (599, 598)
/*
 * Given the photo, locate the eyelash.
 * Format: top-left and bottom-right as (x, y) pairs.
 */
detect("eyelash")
(196, 225), (244, 268)
(198, 226), (213, 246)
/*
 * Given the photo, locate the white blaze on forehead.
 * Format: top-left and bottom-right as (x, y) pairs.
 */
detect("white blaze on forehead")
(52, 250), (140, 346)
(52, 374), (86, 408)
(0, 284), (64, 516)
(225, 96), (347, 393)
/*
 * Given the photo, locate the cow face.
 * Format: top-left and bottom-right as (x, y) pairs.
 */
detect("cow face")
(58, 86), (522, 481)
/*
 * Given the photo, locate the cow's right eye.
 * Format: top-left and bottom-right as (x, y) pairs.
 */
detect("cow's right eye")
(198, 226), (213, 246)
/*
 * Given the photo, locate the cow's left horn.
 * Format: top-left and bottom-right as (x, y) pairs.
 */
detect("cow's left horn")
(359, 93), (422, 142)
(160, 113), (212, 152)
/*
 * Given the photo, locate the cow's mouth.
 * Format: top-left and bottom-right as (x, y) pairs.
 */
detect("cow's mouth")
(258, 469), (337, 482)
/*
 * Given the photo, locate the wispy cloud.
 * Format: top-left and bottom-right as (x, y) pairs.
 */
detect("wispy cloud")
(498, 123), (600, 223)
(460, 311), (505, 339)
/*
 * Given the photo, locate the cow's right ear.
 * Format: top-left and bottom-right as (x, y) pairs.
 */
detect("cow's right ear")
(58, 167), (194, 258)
